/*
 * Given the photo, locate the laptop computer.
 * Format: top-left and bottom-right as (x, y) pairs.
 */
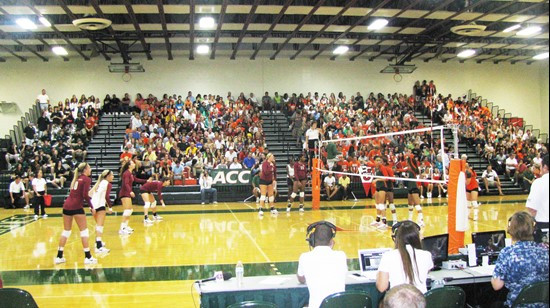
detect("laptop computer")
(358, 248), (391, 280)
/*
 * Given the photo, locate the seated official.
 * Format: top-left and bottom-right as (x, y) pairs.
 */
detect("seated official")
(9, 175), (29, 209)
(199, 171), (218, 205)
(377, 221), (433, 294)
(382, 284), (426, 308)
(297, 221), (347, 308)
(492, 211), (549, 307)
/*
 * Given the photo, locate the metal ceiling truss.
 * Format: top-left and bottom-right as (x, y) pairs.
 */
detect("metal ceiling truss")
(0, 0), (547, 64)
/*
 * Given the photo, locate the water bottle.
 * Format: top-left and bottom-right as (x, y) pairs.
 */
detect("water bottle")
(236, 261), (244, 286)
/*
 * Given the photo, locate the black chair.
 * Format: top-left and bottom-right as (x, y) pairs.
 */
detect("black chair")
(512, 281), (549, 308)
(425, 286), (466, 308)
(320, 290), (372, 308)
(0, 288), (39, 308)
(227, 300), (277, 308)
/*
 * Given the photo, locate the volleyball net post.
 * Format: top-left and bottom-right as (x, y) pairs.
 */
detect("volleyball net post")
(447, 159), (468, 254)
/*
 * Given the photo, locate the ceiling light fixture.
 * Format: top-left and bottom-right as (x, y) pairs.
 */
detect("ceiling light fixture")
(196, 44), (210, 55)
(333, 46), (349, 55)
(517, 26), (542, 37)
(503, 24), (521, 33)
(457, 49), (476, 58)
(39, 17), (51, 27)
(368, 19), (389, 31)
(199, 16), (216, 29)
(16, 18), (37, 30)
(533, 52), (549, 60)
(52, 46), (68, 56)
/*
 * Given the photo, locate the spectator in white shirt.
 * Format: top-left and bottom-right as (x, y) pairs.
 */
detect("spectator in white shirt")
(32, 170), (48, 218)
(229, 158), (242, 170)
(199, 171), (217, 205)
(323, 173), (339, 201)
(9, 175), (29, 209)
(526, 154), (549, 243)
(225, 147), (237, 162)
(131, 113), (143, 130)
(505, 153), (518, 182)
(36, 89), (50, 111)
(482, 165), (504, 196)
(377, 221), (433, 294)
(297, 221), (347, 308)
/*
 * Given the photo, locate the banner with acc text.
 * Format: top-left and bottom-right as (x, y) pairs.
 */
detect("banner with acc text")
(210, 169), (252, 185)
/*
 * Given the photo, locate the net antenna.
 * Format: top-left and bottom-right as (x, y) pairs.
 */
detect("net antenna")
(316, 125), (454, 185)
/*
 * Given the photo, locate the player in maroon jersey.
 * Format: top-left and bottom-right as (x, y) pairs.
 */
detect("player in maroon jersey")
(54, 163), (97, 265)
(259, 153), (277, 216)
(140, 178), (171, 224)
(287, 154), (307, 213)
(118, 160), (148, 235)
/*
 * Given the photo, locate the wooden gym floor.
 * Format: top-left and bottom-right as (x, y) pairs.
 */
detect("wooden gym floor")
(0, 195), (528, 307)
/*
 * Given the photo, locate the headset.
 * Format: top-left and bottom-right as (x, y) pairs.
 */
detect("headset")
(391, 220), (421, 242)
(306, 221), (337, 248)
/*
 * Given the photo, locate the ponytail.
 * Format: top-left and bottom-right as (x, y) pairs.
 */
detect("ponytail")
(395, 222), (422, 285)
(89, 169), (111, 197)
(71, 163), (88, 190)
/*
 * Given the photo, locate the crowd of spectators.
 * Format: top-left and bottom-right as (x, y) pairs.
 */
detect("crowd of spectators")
(6, 89), (102, 197)
(119, 91), (269, 184)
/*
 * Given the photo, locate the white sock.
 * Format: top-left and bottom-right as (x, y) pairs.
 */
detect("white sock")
(120, 222), (127, 230)
(392, 213), (397, 222)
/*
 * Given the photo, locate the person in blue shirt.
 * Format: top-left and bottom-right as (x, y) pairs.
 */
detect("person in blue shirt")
(492, 211), (549, 307)
(175, 96), (184, 111)
(243, 152), (256, 169)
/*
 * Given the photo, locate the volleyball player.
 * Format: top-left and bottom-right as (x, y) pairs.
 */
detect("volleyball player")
(140, 178), (170, 224)
(405, 157), (424, 227)
(259, 153), (277, 216)
(371, 156), (389, 229)
(54, 163), (97, 265)
(119, 160), (148, 235)
(465, 161), (480, 221)
(286, 157), (295, 204)
(383, 157), (398, 223)
(89, 169), (114, 254)
(420, 167), (433, 199)
(287, 154), (307, 213)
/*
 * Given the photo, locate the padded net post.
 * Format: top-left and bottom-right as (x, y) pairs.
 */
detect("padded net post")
(312, 158), (321, 210)
(447, 159), (467, 254)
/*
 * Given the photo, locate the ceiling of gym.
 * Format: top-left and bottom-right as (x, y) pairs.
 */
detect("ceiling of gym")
(0, 0), (548, 64)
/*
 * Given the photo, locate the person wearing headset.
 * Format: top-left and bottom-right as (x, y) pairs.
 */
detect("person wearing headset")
(297, 221), (348, 308)
(376, 220), (433, 294)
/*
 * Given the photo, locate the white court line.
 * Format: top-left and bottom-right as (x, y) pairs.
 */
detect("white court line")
(224, 203), (271, 263)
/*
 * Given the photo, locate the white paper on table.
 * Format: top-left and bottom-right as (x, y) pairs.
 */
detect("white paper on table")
(469, 265), (496, 276)
(259, 277), (290, 285)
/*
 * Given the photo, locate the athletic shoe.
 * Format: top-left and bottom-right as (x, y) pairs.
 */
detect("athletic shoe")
(43, 214), (48, 218)
(143, 219), (154, 225)
(154, 215), (163, 221)
(286, 206), (291, 212)
(258, 210), (264, 216)
(125, 226), (134, 233)
(84, 257), (98, 265)
(299, 207), (305, 213)
(24, 205), (30, 210)
(119, 228), (132, 235)
(370, 221), (381, 227)
(213, 201), (218, 204)
(34, 215), (38, 220)
(420, 195), (424, 199)
(271, 209), (278, 215)
(201, 202), (205, 205)
(54, 257), (66, 265)
(95, 246), (110, 254)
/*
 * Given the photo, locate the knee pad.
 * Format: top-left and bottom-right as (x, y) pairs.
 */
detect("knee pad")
(467, 201), (472, 208)
(80, 229), (89, 238)
(260, 195), (266, 202)
(151, 201), (157, 208)
(472, 201), (479, 208)
(389, 204), (396, 211)
(144, 202), (150, 209)
(408, 205), (414, 211)
(95, 226), (104, 233)
(290, 192), (297, 199)
(123, 209), (133, 217)
(299, 192), (305, 198)
(61, 230), (71, 238)
(415, 205), (422, 212)
(268, 196), (275, 203)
